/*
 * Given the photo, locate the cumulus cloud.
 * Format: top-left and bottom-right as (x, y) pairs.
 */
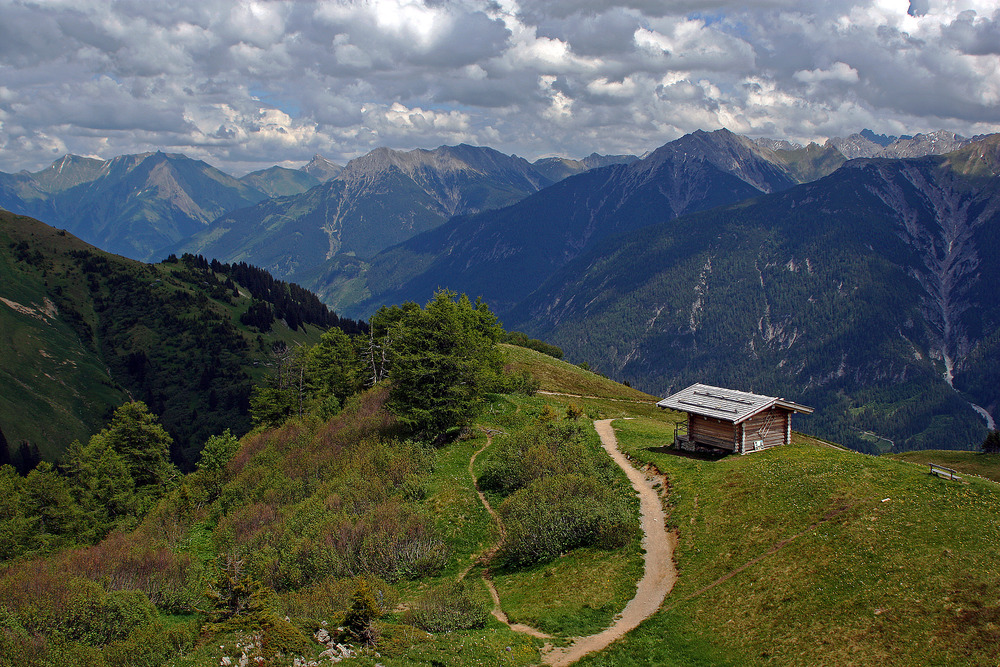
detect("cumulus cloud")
(0, 0), (998, 175)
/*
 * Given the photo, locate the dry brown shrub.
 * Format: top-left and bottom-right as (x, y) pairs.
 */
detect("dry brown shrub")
(215, 501), (282, 548)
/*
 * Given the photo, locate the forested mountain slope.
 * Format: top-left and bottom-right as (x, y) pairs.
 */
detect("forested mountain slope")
(0, 212), (361, 469)
(339, 129), (801, 317)
(508, 135), (1000, 452)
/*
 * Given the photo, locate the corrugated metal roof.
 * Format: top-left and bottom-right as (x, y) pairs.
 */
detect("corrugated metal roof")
(656, 383), (813, 423)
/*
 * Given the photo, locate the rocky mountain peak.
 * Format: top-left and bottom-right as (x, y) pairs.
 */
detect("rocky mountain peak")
(826, 133), (885, 159)
(300, 154), (343, 182)
(859, 128), (898, 147)
(754, 138), (802, 152)
(636, 128), (795, 194)
(30, 154), (109, 193)
(336, 144), (549, 193)
(882, 131), (972, 158)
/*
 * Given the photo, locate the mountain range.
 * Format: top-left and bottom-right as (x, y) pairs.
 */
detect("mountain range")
(324, 131), (1000, 453)
(2, 127), (996, 453)
(173, 144), (561, 299)
(504, 135), (1000, 452)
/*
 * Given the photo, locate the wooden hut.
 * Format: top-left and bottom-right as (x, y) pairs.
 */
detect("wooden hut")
(657, 383), (813, 454)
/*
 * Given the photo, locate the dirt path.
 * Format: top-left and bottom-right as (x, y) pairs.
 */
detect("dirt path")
(537, 390), (653, 405)
(467, 432), (552, 639)
(539, 419), (677, 666)
(468, 421), (677, 663)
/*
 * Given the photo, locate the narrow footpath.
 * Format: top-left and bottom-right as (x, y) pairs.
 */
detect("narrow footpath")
(470, 419), (677, 665)
(541, 419), (677, 666)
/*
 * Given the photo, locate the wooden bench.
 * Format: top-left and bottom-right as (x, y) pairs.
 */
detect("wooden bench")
(929, 464), (962, 481)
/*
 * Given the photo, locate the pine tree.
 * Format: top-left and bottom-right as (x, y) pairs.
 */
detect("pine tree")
(204, 554), (269, 623)
(383, 291), (504, 441)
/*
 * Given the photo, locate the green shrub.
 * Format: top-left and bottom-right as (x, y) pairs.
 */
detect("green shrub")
(279, 575), (397, 622)
(1, 574), (156, 647)
(343, 577), (382, 646)
(496, 474), (636, 568)
(405, 581), (490, 632)
(204, 554), (270, 623)
(101, 620), (197, 667)
(479, 421), (595, 496)
(99, 590), (156, 641)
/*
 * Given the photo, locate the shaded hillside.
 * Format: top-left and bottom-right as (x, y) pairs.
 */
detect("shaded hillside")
(341, 129), (799, 317)
(0, 152), (269, 261)
(508, 136), (1000, 452)
(0, 212), (361, 468)
(239, 165), (321, 197)
(177, 144), (553, 299)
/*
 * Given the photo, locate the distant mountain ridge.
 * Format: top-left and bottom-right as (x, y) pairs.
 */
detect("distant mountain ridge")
(239, 166), (321, 198)
(532, 152), (640, 182)
(175, 143), (559, 298)
(0, 151), (270, 260)
(760, 128), (981, 160)
(336, 128), (802, 317)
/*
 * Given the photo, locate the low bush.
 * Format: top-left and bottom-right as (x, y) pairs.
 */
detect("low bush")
(0, 570), (157, 647)
(404, 581), (490, 633)
(479, 420), (605, 496)
(496, 474), (636, 568)
(279, 575), (397, 622)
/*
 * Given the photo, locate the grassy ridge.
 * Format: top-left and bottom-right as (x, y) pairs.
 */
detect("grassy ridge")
(581, 417), (1000, 666)
(889, 450), (1000, 483)
(500, 343), (657, 402)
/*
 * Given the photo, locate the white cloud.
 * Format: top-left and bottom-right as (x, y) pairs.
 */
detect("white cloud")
(794, 62), (860, 84)
(0, 0), (998, 174)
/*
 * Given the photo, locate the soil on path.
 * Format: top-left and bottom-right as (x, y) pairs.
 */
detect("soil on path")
(540, 419), (678, 666)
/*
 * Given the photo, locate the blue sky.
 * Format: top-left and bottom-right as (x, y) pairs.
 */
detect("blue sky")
(0, 0), (998, 175)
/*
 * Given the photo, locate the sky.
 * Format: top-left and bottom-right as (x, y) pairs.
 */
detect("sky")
(0, 0), (998, 176)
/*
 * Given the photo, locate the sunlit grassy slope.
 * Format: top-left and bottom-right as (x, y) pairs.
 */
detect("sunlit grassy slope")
(500, 343), (658, 402)
(574, 417), (1000, 667)
(494, 347), (999, 665)
(889, 450), (1000, 483)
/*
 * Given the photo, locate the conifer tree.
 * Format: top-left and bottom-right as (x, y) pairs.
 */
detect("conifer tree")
(379, 290), (504, 440)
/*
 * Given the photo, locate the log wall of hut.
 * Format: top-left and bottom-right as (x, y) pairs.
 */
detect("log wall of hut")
(689, 415), (737, 450)
(741, 408), (790, 451)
